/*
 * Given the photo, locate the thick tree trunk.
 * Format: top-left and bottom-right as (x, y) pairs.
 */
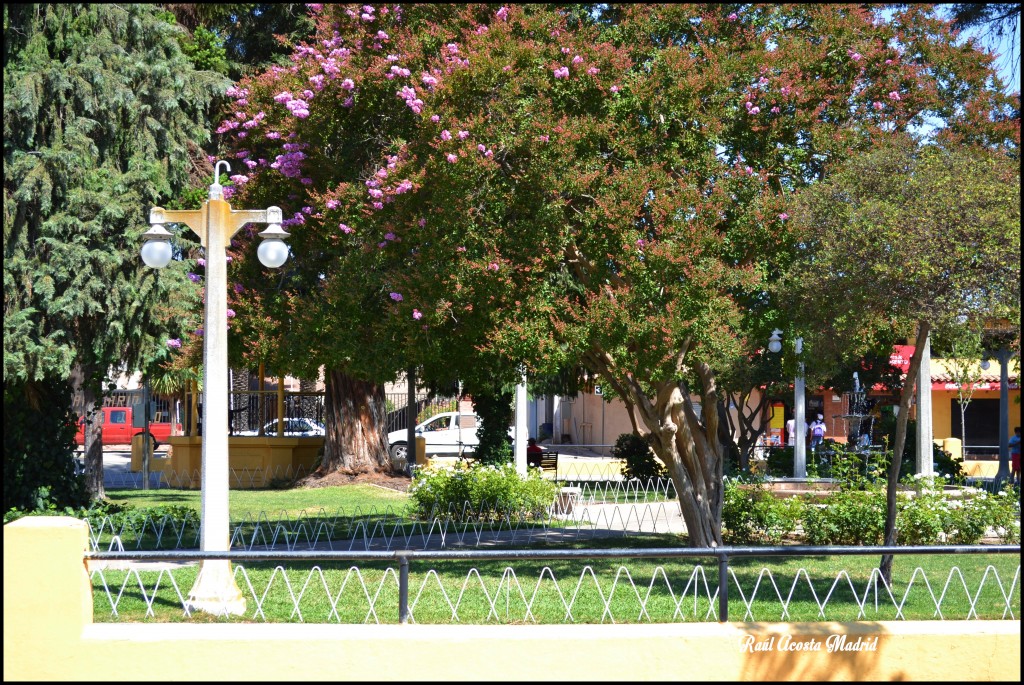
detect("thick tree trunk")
(319, 369), (390, 474)
(70, 364), (104, 500)
(880, 321), (930, 584)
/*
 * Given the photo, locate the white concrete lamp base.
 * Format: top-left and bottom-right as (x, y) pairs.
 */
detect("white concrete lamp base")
(185, 560), (247, 617)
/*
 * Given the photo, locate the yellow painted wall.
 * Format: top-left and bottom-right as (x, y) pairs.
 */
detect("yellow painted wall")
(932, 388), (1021, 441)
(166, 436), (322, 488)
(5, 517), (1021, 682)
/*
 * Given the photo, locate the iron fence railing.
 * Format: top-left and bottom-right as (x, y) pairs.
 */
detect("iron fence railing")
(85, 544), (1021, 624)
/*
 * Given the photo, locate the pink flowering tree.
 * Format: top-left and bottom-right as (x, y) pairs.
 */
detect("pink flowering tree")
(223, 4), (1015, 544)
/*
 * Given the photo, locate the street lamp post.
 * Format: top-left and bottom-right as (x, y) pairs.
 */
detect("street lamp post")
(769, 329), (806, 479)
(141, 161), (287, 615)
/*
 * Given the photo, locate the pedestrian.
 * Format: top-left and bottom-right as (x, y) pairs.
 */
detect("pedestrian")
(527, 437), (543, 469)
(1009, 427), (1021, 486)
(786, 418), (796, 447)
(809, 414), (827, 451)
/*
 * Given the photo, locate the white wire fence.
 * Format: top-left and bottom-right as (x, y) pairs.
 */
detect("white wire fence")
(85, 544), (1021, 624)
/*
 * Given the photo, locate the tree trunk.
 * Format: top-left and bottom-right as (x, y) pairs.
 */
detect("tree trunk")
(70, 364), (104, 500)
(588, 346), (724, 547)
(880, 321), (930, 584)
(319, 369), (390, 474)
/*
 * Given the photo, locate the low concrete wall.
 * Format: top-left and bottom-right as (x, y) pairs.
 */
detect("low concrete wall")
(166, 436), (322, 488)
(4, 517), (1020, 682)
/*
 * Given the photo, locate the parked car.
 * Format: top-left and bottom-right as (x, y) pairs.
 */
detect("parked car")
(75, 406), (180, 447)
(386, 411), (513, 462)
(236, 418), (326, 437)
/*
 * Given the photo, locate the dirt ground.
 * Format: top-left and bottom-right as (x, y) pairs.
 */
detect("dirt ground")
(294, 468), (411, 493)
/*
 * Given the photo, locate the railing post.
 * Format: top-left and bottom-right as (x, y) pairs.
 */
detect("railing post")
(718, 553), (729, 623)
(398, 552), (410, 624)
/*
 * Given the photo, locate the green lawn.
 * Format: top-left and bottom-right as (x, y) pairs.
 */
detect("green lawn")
(104, 485), (411, 521)
(90, 535), (1020, 624)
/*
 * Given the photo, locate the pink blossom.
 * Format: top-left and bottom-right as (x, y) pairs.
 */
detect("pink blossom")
(727, 13), (738, 21)
(610, 85), (620, 93)
(474, 24), (488, 34)
(422, 73), (438, 88)
(326, 199), (339, 209)
(389, 292), (403, 302)
(194, 328), (204, 337)
(197, 258), (206, 267)
(496, 6), (509, 20)
(342, 97), (354, 108)
(441, 129), (452, 141)
(166, 338), (182, 349)
(457, 130), (469, 140)
(873, 101), (884, 110)
(484, 149), (493, 158)
(226, 308), (236, 318)
(749, 106), (760, 115)
(234, 283), (245, 294)
(586, 67), (600, 76)
(339, 223), (354, 234)
(488, 262), (499, 271)
(778, 213), (789, 220)
(360, 12), (374, 22)
(430, 114), (440, 122)
(572, 55), (584, 65)
(561, 47), (571, 55)
(636, 239), (646, 248)
(745, 166), (753, 175)
(538, 135), (549, 143)
(770, 106), (781, 114)
(503, 65), (512, 72)
(849, 52), (862, 61)
(446, 43), (459, 54)
(266, 131), (281, 139)
(302, 89), (314, 99)
(456, 246), (467, 252)
(478, 144), (486, 153)
(394, 180), (413, 194)
(372, 202), (384, 210)
(446, 153), (458, 163)
(377, 30), (389, 40)
(888, 91), (901, 101)
(413, 309), (423, 320)
(553, 66), (570, 79)
(885, 59), (893, 65)
(341, 79), (355, 91)
(745, 101), (753, 109)
(418, 218), (427, 227)
(273, 91), (292, 103)
(378, 241), (388, 248)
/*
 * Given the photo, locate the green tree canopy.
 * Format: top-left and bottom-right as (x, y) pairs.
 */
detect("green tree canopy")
(219, 3), (1015, 545)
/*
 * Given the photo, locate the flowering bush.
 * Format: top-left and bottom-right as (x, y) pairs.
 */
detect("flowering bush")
(409, 462), (557, 521)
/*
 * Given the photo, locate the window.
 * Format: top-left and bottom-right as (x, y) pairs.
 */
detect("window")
(457, 415), (477, 429)
(109, 410), (127, 425)
(422, 416), (449, 432)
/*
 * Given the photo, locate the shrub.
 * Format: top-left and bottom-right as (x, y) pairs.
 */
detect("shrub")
(611, 433), (666, 482)
(722, 475), (802, 544)
(764, 445), (793, 478)
(409, 462), (557, 521)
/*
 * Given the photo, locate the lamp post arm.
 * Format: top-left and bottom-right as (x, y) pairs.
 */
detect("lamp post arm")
(149, 207), (204, 235)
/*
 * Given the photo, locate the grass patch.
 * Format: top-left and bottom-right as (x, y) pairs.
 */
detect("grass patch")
(104, 485), (410, 520)
(91, 535), (1020, 624)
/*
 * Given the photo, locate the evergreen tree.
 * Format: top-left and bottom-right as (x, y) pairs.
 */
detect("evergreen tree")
(3, 4), (228, 501)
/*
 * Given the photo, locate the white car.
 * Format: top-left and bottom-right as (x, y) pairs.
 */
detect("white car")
(237, 418), (326, 437)
(387, 412), (513, 462)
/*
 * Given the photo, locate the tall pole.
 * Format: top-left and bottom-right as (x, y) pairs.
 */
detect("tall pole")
(406, 367), (417, 473)
(994, 348), (1011, 487)
(514, 369), (528, 475)
(794, 338), (806, 479)
(915, 333), (934, 476)
(145, 165), (282, 616)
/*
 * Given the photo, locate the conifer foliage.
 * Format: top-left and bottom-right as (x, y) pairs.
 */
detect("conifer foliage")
(3, 4), (227, 502)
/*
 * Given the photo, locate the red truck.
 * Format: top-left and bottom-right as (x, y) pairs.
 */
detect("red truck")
(75, 406), (180, 447)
